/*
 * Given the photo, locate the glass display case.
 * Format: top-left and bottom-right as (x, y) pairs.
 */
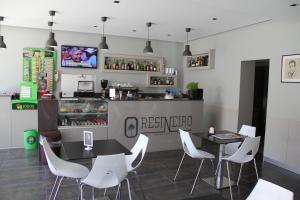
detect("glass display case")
(58, 98), (108, 127)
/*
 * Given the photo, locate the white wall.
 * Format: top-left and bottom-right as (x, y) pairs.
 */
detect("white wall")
(183, 20), (300, 174)
(0, 26), (183, 93)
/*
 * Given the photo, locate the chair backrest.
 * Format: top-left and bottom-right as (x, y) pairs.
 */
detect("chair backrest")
(247, 179), (293, 200)
(227, 136), (261, 162)
(179, 129), (199, 158)
(84, 153), (127, 189)
(126, 134), (149, 172)
(41, 138), (63, 176)
(239, 125), (256, 137)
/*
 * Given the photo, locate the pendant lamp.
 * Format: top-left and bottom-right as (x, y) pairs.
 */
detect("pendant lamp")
(183, 28), (192, 56)
(0, 16), (7, 49)
(46, 10), (58, 48)
(99, 17), (109, 50)
(143, 22), (153, 54)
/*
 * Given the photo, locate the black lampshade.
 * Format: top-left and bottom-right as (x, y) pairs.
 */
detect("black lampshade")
(143, 41), (153, 54)
(46, 32), (57, 47)
(45, 46), (55, 52)
(99, 36), (109, 50)
(0, 36), (6, 48)
(182, 44), (192, 56)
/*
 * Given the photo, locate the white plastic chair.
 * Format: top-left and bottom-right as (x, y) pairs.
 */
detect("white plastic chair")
(225, 125), (256, 155)
(221, 136), (261, 200)
(80, 153), (131, 200)
(247, 179), (294, 200)
(125, 134), (149, 172)
(41, 138), (89, 200)
(173, 129), (215, 195)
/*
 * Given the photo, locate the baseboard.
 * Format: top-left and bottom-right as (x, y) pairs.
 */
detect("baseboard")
(264, 156), (300, 175)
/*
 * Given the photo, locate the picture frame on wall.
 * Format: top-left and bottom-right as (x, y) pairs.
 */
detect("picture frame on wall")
(281, 54), (300, 83)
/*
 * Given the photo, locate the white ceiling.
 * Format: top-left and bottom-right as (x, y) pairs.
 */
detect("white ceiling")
(0, 0), (299, 42)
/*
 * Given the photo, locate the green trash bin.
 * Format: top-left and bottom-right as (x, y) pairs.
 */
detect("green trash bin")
(24, 129), (39, 150)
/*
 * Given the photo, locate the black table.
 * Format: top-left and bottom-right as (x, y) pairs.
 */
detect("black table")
(193, 131), (244, 190)
(60, 139), (132, 161)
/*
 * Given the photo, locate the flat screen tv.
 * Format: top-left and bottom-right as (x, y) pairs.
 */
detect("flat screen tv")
(61, 45), (98, 69)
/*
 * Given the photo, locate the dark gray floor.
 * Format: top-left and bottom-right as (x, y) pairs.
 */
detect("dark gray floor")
(0, 145), (299, 200)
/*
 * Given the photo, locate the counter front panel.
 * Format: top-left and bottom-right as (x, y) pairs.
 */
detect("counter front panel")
(108, 100), (203, 152)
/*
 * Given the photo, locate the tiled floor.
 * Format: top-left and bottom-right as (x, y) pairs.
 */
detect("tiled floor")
(0, 145), (299, 200)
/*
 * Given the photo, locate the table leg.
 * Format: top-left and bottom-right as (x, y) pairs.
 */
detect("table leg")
(215, 144), (225, 189)
(202, 143), (236, 189)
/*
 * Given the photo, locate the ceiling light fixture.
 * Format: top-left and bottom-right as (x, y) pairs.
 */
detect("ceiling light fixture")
(113, 0), (120, 3)
(99, 17), (109, 50)
(212, 18), (218, 21)
(0, 16), (7, 49)
(182, 28), (192, 56)
(143, 22), (153, 54)
(290, 3), (298, 7)
(46, 10), (58, 49)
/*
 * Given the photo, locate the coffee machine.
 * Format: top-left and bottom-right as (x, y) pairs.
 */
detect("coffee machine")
(100, 79), (108, 98)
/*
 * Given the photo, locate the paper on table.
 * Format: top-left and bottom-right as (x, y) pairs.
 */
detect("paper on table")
(211, 133), (242, 140)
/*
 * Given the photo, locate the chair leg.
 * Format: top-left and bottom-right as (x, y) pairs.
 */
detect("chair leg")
(253, 158), (259, 180)
(215, 160), (221, 176)
(104, 188), (107, 196)
(49, 176), (59, 200)
(133, 171), (146, 200)
(80, 184), (85, 200)
(115, 184), (121, 200)
(190, 159), (204, 195)
(173, 153), (186, 181)
(210, 159), (215, 174)
(125, 178), (132, 200)
(226, 161), (233, 200)
(237, 164), (243, 186)
(53, 176), (64, 200)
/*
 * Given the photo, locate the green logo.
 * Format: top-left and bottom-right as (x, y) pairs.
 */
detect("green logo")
(27, 136), (36, 144)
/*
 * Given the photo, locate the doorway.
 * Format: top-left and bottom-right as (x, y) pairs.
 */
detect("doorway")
(238, 59), (269, 154)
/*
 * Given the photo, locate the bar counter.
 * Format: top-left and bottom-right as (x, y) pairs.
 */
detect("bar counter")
(59, 98), (204, 152)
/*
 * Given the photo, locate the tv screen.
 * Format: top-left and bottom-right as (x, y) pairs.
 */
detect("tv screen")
(61, 45), (98, 69)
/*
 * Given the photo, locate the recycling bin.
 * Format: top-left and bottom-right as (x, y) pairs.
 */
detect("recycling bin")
(23, 129), (39, 150)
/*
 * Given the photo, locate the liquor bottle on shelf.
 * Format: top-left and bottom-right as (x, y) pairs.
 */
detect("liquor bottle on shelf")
(121, 59), (125, 70)
(166, 77), (170, 85)
(115, 60), (120, 70)
(112, 59), (116, 70)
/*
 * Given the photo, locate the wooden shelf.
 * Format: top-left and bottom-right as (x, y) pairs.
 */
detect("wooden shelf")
(147, 74), (177, 88)
(100, 52), (163, 74)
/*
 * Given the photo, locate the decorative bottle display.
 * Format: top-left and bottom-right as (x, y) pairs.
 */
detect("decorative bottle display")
(187, 53), (209, 68)
(149, 76), (176, 86)
(104, 57), (160, 72)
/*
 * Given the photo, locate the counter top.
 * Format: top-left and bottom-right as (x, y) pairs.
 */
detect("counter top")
(110, 98), (203, 101)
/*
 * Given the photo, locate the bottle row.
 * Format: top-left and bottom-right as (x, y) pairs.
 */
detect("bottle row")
(150, 77), (175, 86)
(188, 54), (209, 68)
(104, 58), (160, 72)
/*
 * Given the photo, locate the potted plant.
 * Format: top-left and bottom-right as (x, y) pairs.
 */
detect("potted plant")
(186, 82), (203, 100)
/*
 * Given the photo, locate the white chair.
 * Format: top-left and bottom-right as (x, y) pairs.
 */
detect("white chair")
(247, 179), (294, 200)
(41, 138), (89, 200)
(221, 136), (261, 200)
(225, 125), (256, 155)
(124, 134), (149, 200)
(80, 153), (131, 200)
(174, 129), (215, 195)
(125, 134), (149, 173)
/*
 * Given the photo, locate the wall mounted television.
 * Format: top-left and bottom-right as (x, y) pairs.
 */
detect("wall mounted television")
(61, 45), (98, 69)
